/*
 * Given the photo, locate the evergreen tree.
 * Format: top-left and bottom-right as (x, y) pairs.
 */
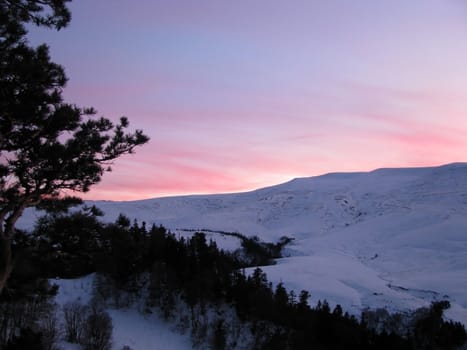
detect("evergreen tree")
(0, 0), (148, 291)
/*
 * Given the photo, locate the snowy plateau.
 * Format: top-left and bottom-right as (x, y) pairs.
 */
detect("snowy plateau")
(18, 162), (467, 347)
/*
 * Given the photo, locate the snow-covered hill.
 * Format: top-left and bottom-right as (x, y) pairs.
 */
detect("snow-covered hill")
(19, 163), (467, 325)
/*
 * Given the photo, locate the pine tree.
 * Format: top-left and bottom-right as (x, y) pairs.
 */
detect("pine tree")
(0, 0), (149, 291)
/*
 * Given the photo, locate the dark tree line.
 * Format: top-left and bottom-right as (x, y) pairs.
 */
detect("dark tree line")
(4, 210), (464, 349)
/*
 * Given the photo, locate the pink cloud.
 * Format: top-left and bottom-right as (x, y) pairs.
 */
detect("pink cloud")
(80, 159), (242, 201)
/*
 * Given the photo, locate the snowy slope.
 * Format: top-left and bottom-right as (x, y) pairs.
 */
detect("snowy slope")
(19, 163), (467, 324)
(52, 275), (192, 350)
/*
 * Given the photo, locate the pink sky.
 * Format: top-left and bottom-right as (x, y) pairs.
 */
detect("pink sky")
(29, 0), (467, 200)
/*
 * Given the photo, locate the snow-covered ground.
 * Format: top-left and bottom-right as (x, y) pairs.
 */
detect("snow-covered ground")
(53, 275), (192, 350)
(19, 162), (467, 326)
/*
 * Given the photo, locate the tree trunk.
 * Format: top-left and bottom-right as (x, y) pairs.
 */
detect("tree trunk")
(0, 238), (12, 293)
(0, 204), (26, 292)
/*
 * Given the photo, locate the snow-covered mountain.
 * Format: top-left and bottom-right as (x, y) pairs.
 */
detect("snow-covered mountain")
(19, 162), (467, 324)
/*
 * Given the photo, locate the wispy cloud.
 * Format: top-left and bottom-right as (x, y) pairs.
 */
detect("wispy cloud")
(30, 0), (467, 200)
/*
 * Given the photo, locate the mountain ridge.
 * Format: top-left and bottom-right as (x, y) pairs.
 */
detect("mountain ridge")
(49, 162), (464, 205)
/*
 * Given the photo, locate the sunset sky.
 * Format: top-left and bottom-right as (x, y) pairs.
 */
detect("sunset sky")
(29, 0), (467, 200)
